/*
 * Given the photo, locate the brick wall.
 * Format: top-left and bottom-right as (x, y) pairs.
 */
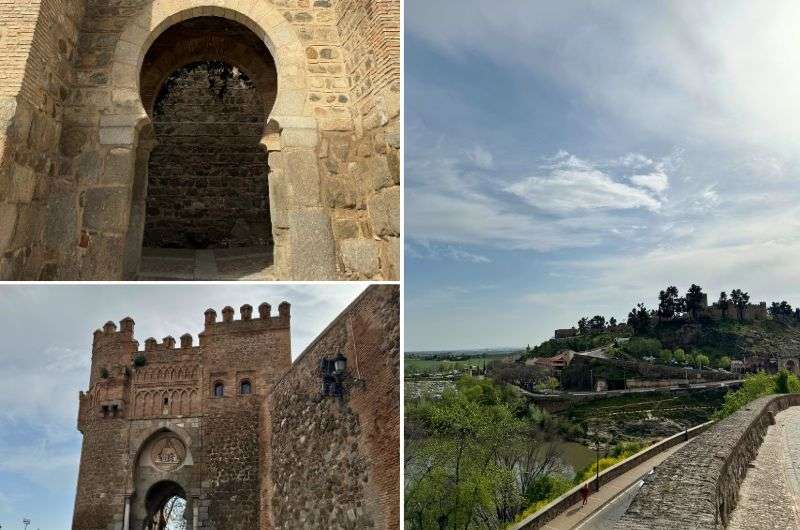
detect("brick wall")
(262, 284), (399, 529)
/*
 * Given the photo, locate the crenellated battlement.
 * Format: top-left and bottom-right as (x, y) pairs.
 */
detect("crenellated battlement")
(201, 301), (290, 337)
(92, 301), (289, 358)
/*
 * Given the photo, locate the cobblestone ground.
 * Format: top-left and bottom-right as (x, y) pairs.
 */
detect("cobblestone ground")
(728, 406), (800, 529)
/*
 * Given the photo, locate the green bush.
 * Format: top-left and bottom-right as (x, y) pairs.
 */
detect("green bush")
(620, 337), (662, 359)
(133, 354), (147, 367)
(714, 369), (800, 419)
(574, 441), (648, 483)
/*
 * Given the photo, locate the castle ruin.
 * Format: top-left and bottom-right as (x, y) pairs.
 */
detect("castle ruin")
(0, 0), (399, 280)
(72, 284), (399, 529)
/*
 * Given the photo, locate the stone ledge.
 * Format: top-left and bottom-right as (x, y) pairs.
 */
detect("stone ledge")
(614, 393), (800, 530)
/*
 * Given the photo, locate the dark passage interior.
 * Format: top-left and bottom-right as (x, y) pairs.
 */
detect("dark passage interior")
(144, 481), (187, 530)
(139, 17), (277, 251)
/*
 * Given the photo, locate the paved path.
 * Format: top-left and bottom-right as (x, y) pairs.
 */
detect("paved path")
(538, 440), (688, 530)
(138, 246), (276, 280)
(728, 406), (800, 530)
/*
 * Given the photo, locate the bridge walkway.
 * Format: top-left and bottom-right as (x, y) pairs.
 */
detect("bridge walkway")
(539, 440), (688, 530)
(728, 406), (800, 530)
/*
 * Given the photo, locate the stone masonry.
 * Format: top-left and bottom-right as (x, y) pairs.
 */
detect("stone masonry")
(0, 0), (400, 280)
(71, 284), (399, 529)
(262, 284), (400, 529)
(614, 394), (800, 530)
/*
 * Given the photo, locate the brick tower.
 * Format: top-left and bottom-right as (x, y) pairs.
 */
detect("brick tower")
(72, 302), (292, 529)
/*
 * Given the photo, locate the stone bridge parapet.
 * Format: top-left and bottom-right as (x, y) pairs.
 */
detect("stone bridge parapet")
(615, 393), (800, 530)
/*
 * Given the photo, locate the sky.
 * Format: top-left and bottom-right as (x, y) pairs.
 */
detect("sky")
(405, 0), (800, 351)
(0, 283), (363, 529)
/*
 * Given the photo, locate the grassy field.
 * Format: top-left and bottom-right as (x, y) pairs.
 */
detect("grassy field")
(405, 354), (516, 374)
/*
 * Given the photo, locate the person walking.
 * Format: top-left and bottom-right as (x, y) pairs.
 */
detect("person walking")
(580, 483), (591, 507)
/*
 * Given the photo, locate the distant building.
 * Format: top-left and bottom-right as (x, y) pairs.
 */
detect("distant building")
(528, 350), (575, 370)
(554, 327), (579, 339)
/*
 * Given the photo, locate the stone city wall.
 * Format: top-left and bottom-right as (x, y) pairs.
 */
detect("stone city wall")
(261, 284), (400, 529)
(614, 393), (800, 530)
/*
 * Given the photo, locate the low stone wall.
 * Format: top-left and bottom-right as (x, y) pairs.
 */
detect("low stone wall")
(615, 394), (800, 530)
(510, 421), (714, 530)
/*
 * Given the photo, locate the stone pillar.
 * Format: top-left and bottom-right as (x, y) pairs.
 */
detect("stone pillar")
(279, 122), (336, 280)
(193, 501), (199, 530)
(122, 129), (155, 280)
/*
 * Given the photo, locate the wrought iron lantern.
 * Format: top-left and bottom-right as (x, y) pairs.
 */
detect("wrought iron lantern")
(321, 352), (349, 398)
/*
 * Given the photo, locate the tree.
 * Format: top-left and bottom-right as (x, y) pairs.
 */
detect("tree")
(627, 303), (651, 335)
(657, 286), (681, 321)
(609, 317), (617, 328)
(685, 284), (705, 321)
(578, 317), (589, 335)
(404, 378), (560, 529)
(730, 289), (750, 321)
(588, 315), (606, 332)
(621, 337), (662, 359)
(659, 349), (673, 364)
(673, 348), (686, 364)
(718, 356), (732, 370)
(769, 301), (793, 317)
(718, 291), (730, 319)
(695, 353), (710, 370)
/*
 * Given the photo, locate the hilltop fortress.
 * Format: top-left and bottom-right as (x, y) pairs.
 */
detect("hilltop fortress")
(72, 284), (399, 529)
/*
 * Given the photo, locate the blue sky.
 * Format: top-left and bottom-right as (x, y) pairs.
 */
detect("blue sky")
(0, 284), (362, 529)
(405, 1), (800, 351)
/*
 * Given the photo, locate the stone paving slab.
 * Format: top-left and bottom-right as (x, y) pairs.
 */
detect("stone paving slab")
(138, 246), (275, 280)
(728, 406), (800, 530)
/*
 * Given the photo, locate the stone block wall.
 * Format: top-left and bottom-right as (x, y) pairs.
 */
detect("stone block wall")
(614, 393), (800, 530)
(261, 284), (400, 529)
(0, 0), (84, 279)
(144, 62), (272, 249)
(320, 0), (400, 280)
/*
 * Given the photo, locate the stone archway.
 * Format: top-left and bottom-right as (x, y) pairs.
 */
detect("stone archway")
(134, 16), (279, 279)
(129, 428), (196, 530)
(96, 0), (335, 280)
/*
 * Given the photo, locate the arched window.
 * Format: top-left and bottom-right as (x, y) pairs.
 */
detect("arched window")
(240, 380), (252, 395)
(213, 382), (224, 397)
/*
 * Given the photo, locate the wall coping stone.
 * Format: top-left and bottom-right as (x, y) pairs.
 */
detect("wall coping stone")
(614, 393), (800, 529)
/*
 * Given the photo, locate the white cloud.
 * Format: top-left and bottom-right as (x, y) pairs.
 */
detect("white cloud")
(408, 243), (491, 263)
(508, 167), (662, 214)
(407, 1), (800, 156)
(631, 170), (669, 194)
